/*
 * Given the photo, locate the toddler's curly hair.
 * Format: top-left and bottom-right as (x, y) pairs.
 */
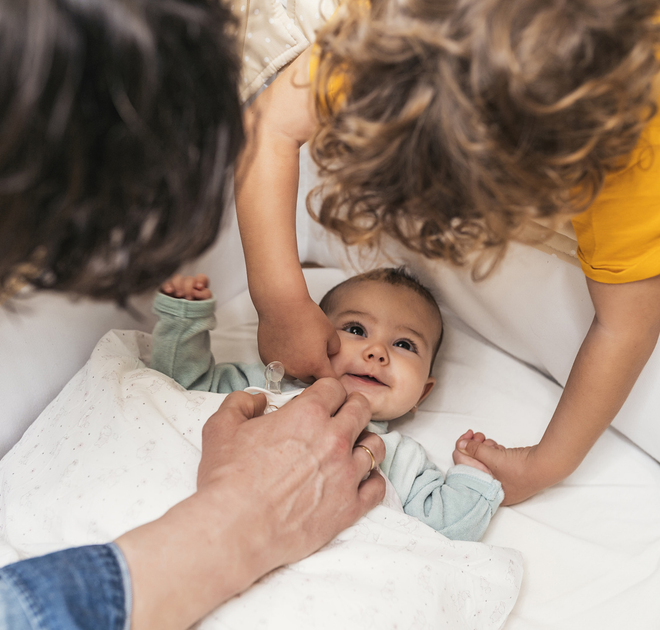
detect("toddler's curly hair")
(309, 0), (660, 277)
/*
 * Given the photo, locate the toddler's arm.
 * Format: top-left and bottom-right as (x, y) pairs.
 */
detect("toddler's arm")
(151, 275), (265, 392)
(460, 274), (660, 505)
(235, 48), (340, 383)
(378, 427), (503, 542)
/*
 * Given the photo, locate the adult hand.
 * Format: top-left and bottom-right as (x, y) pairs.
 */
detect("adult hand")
(199, 379), (385, 567)
(456, 440), (558, 505)
(257, 296), (341, 383)
(117, 378), (385, 630)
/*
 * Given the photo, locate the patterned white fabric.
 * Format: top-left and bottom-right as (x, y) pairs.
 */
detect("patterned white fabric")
(0, 329), (522, 630)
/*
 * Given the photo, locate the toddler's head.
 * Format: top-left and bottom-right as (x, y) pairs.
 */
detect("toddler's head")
(320, 268), (442, 421)
(310, 0), (660, 274)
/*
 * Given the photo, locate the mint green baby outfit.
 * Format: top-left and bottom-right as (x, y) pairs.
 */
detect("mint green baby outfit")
(151, 293), (504, 542)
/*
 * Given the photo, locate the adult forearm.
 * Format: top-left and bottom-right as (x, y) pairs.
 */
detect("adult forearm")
(116, 486), (267, 630)
(117, 384), (386, 630)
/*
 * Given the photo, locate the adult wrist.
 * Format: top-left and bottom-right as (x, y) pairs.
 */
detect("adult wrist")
(115, 483), (275, 630)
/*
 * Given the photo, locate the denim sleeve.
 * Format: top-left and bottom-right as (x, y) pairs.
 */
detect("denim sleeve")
(0, 543), (131, 630)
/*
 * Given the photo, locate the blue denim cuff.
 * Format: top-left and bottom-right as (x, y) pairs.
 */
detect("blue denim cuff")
(0, 543), (131, 630)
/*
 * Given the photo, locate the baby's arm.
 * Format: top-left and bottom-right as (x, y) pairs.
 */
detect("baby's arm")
(151, 275), (263, 392)
(235, 48), (340, 383)
(381, 430), (503, 542)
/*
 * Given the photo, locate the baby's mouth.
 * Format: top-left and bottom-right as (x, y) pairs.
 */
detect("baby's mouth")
(348, 373), (386, 386)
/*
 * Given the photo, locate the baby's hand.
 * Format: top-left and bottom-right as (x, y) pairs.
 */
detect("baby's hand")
(452, 430), (504, 476)
(161, 273), (212, 301)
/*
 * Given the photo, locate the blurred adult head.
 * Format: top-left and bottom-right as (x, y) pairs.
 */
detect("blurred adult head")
(0, 0), (243, 302)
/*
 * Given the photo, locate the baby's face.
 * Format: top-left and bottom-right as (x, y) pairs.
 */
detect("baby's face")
(327, 281), (440, 421)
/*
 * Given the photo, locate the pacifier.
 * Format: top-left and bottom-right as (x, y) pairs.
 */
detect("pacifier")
(244, 361), (302, 414)
(264, 360), (285, 395)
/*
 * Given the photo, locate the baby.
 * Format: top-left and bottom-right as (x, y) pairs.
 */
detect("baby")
(151, 267), (504, 541)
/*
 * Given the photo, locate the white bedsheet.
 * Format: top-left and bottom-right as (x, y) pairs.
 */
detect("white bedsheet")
(1, 267), (659, 629)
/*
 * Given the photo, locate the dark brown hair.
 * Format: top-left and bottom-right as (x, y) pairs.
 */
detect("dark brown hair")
(319, 266), (444, 371)
(0, 0), (243, 303)
(309, 0), (660, 277)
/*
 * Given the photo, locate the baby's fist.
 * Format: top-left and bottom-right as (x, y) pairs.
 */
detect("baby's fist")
(161, 273), (212, 301)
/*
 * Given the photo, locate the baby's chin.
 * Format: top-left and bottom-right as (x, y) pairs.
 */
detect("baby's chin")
(338, 376), (400, 422)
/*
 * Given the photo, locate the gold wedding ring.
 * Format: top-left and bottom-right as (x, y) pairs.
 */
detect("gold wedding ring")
(355, 444), (376, 472)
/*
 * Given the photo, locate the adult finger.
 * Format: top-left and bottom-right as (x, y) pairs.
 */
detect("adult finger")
(353, 436), (385, 483)
(198, 391), (267, 487)
(333, 390), (373, 444)
(356, 469), (386, 511)
(355, 430), (386, 465)
(295, 377), (348, 417)
(204, 391), (267, 440)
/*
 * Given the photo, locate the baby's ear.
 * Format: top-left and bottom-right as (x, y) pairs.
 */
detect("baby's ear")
(414, 376), (436, 411)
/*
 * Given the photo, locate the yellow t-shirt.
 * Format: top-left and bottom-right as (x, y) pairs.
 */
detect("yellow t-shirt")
(571, 102), (660, 284)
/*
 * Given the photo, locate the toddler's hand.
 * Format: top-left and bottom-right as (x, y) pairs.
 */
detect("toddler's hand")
(257, 296), (340, 383)
(452, 430), (504, 476)
(161, 273), (212, 301)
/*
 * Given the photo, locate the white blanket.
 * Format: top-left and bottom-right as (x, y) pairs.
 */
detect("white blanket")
(0, 325), (522, 630)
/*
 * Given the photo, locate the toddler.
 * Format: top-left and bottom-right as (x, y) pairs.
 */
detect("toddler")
(150, 267), (504, 542)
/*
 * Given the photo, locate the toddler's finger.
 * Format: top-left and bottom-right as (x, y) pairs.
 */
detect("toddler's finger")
(456, 429), (474, 444)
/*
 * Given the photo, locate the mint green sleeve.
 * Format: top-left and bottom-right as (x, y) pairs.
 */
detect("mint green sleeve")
(375, 424), (504, 542)
(150, 293), (266, 393)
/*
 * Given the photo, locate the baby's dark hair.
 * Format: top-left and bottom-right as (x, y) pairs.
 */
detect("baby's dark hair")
(319, 267), (444, 372)
(0, 0), (243, 303)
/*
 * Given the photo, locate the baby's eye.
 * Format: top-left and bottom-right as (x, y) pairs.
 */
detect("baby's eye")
(343, 324), (366, 337)
(394, 339), (417, 353)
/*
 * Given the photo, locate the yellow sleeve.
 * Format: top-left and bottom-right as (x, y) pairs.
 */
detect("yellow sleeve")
(309, 3), (361, 113)
(571, 105), (660, 284)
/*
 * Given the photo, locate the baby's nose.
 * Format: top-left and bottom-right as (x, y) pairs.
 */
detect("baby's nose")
(365, 344), (388, 364)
